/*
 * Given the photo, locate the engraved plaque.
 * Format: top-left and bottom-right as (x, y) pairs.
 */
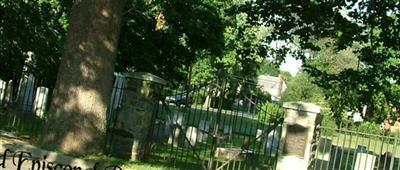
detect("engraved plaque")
(284, 124), (308, 158)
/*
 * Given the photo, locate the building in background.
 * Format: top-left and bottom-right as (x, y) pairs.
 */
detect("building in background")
(257, 75), (286, 102)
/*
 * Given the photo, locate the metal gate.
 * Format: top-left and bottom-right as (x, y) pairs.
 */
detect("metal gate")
(150, 77), (285, 169)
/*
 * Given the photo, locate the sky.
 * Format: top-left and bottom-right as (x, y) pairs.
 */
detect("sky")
(279, 56), (302, 76)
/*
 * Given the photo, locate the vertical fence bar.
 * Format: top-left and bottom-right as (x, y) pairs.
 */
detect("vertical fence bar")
(208, 79), (226, 170)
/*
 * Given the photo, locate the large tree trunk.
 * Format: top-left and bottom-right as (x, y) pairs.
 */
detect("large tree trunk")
(41, 0), (125, 155)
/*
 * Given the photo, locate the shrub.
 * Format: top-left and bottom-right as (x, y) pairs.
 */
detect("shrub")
(352, 121), (382, 135)
(257, 102), (286, 123)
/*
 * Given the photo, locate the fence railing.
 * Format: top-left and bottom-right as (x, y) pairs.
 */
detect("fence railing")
(149, 78), (285, 170)
(312, 126), (400, 170)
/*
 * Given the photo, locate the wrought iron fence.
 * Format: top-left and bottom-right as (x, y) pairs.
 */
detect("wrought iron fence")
(312, 126), (400, 170)
(149, 78), (285, 170)
(0, 74), (49, 139)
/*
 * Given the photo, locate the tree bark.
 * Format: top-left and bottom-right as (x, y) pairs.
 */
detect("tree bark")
(41, 0), (125, 155)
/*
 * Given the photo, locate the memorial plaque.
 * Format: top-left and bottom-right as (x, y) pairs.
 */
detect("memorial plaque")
(284, 124), (308, 158)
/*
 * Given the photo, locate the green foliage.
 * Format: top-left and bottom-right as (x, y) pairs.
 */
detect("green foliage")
(281, 72), (326, 107)
(0, 0), (71, 86)
(246, 1), (400, 124)
(257, 102), (285, 124)
(351, 122), (382, 135)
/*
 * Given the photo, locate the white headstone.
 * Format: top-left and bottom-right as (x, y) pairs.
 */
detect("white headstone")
(198, 120), (210, 142)
(110, 73), (124, 110)
(354, 153), (376, 170)
(17, 74), (35, 113)
(166, 111), (186, 147)
(265, 126), (281, 155)
(223, 125), (233, 140)
(256, 129), (263, 142)
(4, 80), (13, 106)
(168, 127), (181, 147)
(185, 126), (197, 147)
(170, 111), (186, 127)
(33, 87), (49, 118)
(0, 79), (6, 104)
(314, 138), (332, 170)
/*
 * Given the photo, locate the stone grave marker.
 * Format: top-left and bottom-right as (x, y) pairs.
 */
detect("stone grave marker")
(33, 86), (49, 118)
(265, 126), (281, 156)
(314, 137), (332, 170)
(256, 129), (263, 142)
(185, 126), (198, 147)
(197, 120), (210, 142)
(0, 79), (5, 105)
(223, 125), (233, 140)
(4, 80), (13, 106)
(354, 145), (375, 170)
(167, 111), (186, 147)
(17, 74), (35, 113)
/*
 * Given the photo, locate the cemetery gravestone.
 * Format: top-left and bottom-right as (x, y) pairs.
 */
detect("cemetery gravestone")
(167, 111), (187, 147)
(4, 80), (13, 107)
(354, 145), (375, 170)
(17, 74), (35, 113)
(111, 72), (166, 161)
(0, 79), (5, 105)
(256, 129), (263, 142)
(33, 87), (49, 118)
(185, 126), (198, 147)
(223, 125), (233, 140)
(314, 137), (332, 170)
(197, 120), (210, 142)
(265, 126), (282, 156)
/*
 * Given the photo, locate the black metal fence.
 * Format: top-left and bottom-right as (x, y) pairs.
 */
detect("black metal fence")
(311, 126), (400, 170)
(0, 74), (49, 139)
(1, 73), (285, 170)
(148, 78), (285, 170)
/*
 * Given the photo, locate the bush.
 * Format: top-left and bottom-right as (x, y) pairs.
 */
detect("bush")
(351, 122), (382, 135)
(257, 102), (286, 123)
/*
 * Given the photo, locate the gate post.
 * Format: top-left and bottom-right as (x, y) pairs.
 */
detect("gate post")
(110, 72), (166, 161)
(276, 102), (322, 170)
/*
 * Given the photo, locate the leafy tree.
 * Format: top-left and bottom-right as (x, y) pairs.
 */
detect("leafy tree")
(116, 0), (225, 83)
(247, 0), (400, 123)
(281, 71), (326, 107)
(0, 0), (71, 87)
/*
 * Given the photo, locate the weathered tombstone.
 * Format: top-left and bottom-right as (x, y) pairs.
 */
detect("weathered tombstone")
(109, 72), (124, 110)
(276, 102), (322, 170)
(185, 126), (198, 147)
(111, 72), (166, 161)
(223, 125), (233, 140)
(265, 125), (282, 156)
(168, 127), (181, 147)
(198, 120), (210, 142)
(17, 74), (35, 113)
(314, 137), (332, 170)
(354, 153), (376, 170)
(167, 111), (186, 147)
(0, 79), (6, 105)
(33, 86), (49, 118)
(3, 80), (13, 107)
(256, 129), (263, 142)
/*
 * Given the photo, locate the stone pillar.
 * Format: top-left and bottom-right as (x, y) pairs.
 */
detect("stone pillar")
(277, 102), (322, 170)
(111, 72), (166, 161)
